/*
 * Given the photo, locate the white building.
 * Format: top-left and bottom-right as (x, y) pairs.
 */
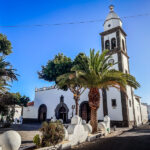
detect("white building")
(23, 5), (148, 127)
(148, 105), (150, 121)
(141, 103), (150, 121)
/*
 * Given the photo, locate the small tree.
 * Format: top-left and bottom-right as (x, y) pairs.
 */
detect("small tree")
(39, 120), (65, 147)
(33, 134), (41, 148)
(38, 53), (87, 115)
(56, 53), (88, 115)
(0, 92), (30, 123)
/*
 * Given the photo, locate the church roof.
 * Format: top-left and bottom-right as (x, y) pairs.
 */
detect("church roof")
(35, 85), (57, 92)
(106, 11), (120, 20)
(27, 101), (34, 106)
(104, 5), (122, 24)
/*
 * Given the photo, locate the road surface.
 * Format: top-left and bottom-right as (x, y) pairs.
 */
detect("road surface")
(72, 124), (150, 150)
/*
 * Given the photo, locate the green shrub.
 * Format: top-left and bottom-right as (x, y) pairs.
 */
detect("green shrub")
(40, 120), (65, 147)
(33, 134), (41, 148)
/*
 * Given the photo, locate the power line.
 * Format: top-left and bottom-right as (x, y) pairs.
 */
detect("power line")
(0, 13), (150, 28)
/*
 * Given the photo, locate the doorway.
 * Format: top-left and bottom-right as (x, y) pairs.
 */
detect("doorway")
(80, 101), (91, 123)
(38, 104), (47, 122)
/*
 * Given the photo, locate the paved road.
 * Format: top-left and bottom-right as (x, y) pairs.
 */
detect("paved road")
(72, 124), (150, 150)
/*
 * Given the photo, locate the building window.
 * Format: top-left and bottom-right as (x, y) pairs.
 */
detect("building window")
(112, 99), (117, 107)
(122, 39), (125, 51)
(129, 100), (132, 107)
(108, 59), (114, 65)
(111, 38), (116, 50)
(108, 24), (111, 27)
(105, 40), (110, 50)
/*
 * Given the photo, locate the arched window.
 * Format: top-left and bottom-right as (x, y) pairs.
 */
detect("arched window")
(105, 40), (110, 50)
(111, 38), (116, 49)
(122, 39), (125, 51)
(108, 59), (114, 65)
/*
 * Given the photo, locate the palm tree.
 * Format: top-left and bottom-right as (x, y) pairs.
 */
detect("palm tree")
(0, 57), (17, 93)
(0, 33), (12, 56)
(72, 49), (140, 133)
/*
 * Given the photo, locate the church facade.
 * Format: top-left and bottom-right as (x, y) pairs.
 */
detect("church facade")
(23, 6), (148, 127)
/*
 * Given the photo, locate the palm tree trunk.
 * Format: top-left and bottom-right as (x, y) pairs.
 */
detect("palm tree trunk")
(88, 88), (100, 133)
(91, 107), (98, 133)
(75, 98), (79, 115)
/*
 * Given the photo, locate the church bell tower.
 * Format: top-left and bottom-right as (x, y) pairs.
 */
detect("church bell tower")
(100, 5), (135, 127)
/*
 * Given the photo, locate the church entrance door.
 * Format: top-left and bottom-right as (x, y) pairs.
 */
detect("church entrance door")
(38, 104), (47, 122)
(80, 101), (91, 123)
(58, 106), (67, 123)
(55, 95), (69, 123)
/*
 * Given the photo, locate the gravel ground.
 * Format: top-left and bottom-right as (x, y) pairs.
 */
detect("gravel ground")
(72, 124), (150, 150)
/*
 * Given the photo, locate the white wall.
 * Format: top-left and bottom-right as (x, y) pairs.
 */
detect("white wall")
(23, 88), (105, 121)
(104, 19), (122, 31)
(106, 87), (123, 121)
(141, 104), (148, 124)
(23, 106), (37, 119)
(97, 90), (104, 120)
(148, 105), (150, 120)
(14, 106), (22, 120)
(134, 97), (142, 125)
(107, 53), (119, 70)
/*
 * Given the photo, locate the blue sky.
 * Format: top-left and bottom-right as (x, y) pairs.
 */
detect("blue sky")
(0, 0), (150, 104)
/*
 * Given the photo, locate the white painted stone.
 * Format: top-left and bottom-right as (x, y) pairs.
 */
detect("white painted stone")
(66, 116), (92, 146)
(104, 116), (111, 134)
(71, 115), (82, 125)
(0, 130), (21, 150)
(83, 123), (92, 134)
(64, 127), (69, 141)
(67, 124), (86, 146)
(87, 133), (102, 142)
(82, 120), (86, 125)
(98, 122), (107, 135)
(59, 119), (63, 124)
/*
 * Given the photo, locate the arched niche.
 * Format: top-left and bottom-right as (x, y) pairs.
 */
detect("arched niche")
(38, 104), (47, 122)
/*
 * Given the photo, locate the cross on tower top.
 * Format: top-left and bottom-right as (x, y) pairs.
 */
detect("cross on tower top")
(109, 5), (114, 12)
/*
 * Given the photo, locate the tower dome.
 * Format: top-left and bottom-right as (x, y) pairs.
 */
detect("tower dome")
(104, 5), (122, 31)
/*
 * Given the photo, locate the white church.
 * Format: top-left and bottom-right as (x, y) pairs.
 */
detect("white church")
(23, 5), (148, 127)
